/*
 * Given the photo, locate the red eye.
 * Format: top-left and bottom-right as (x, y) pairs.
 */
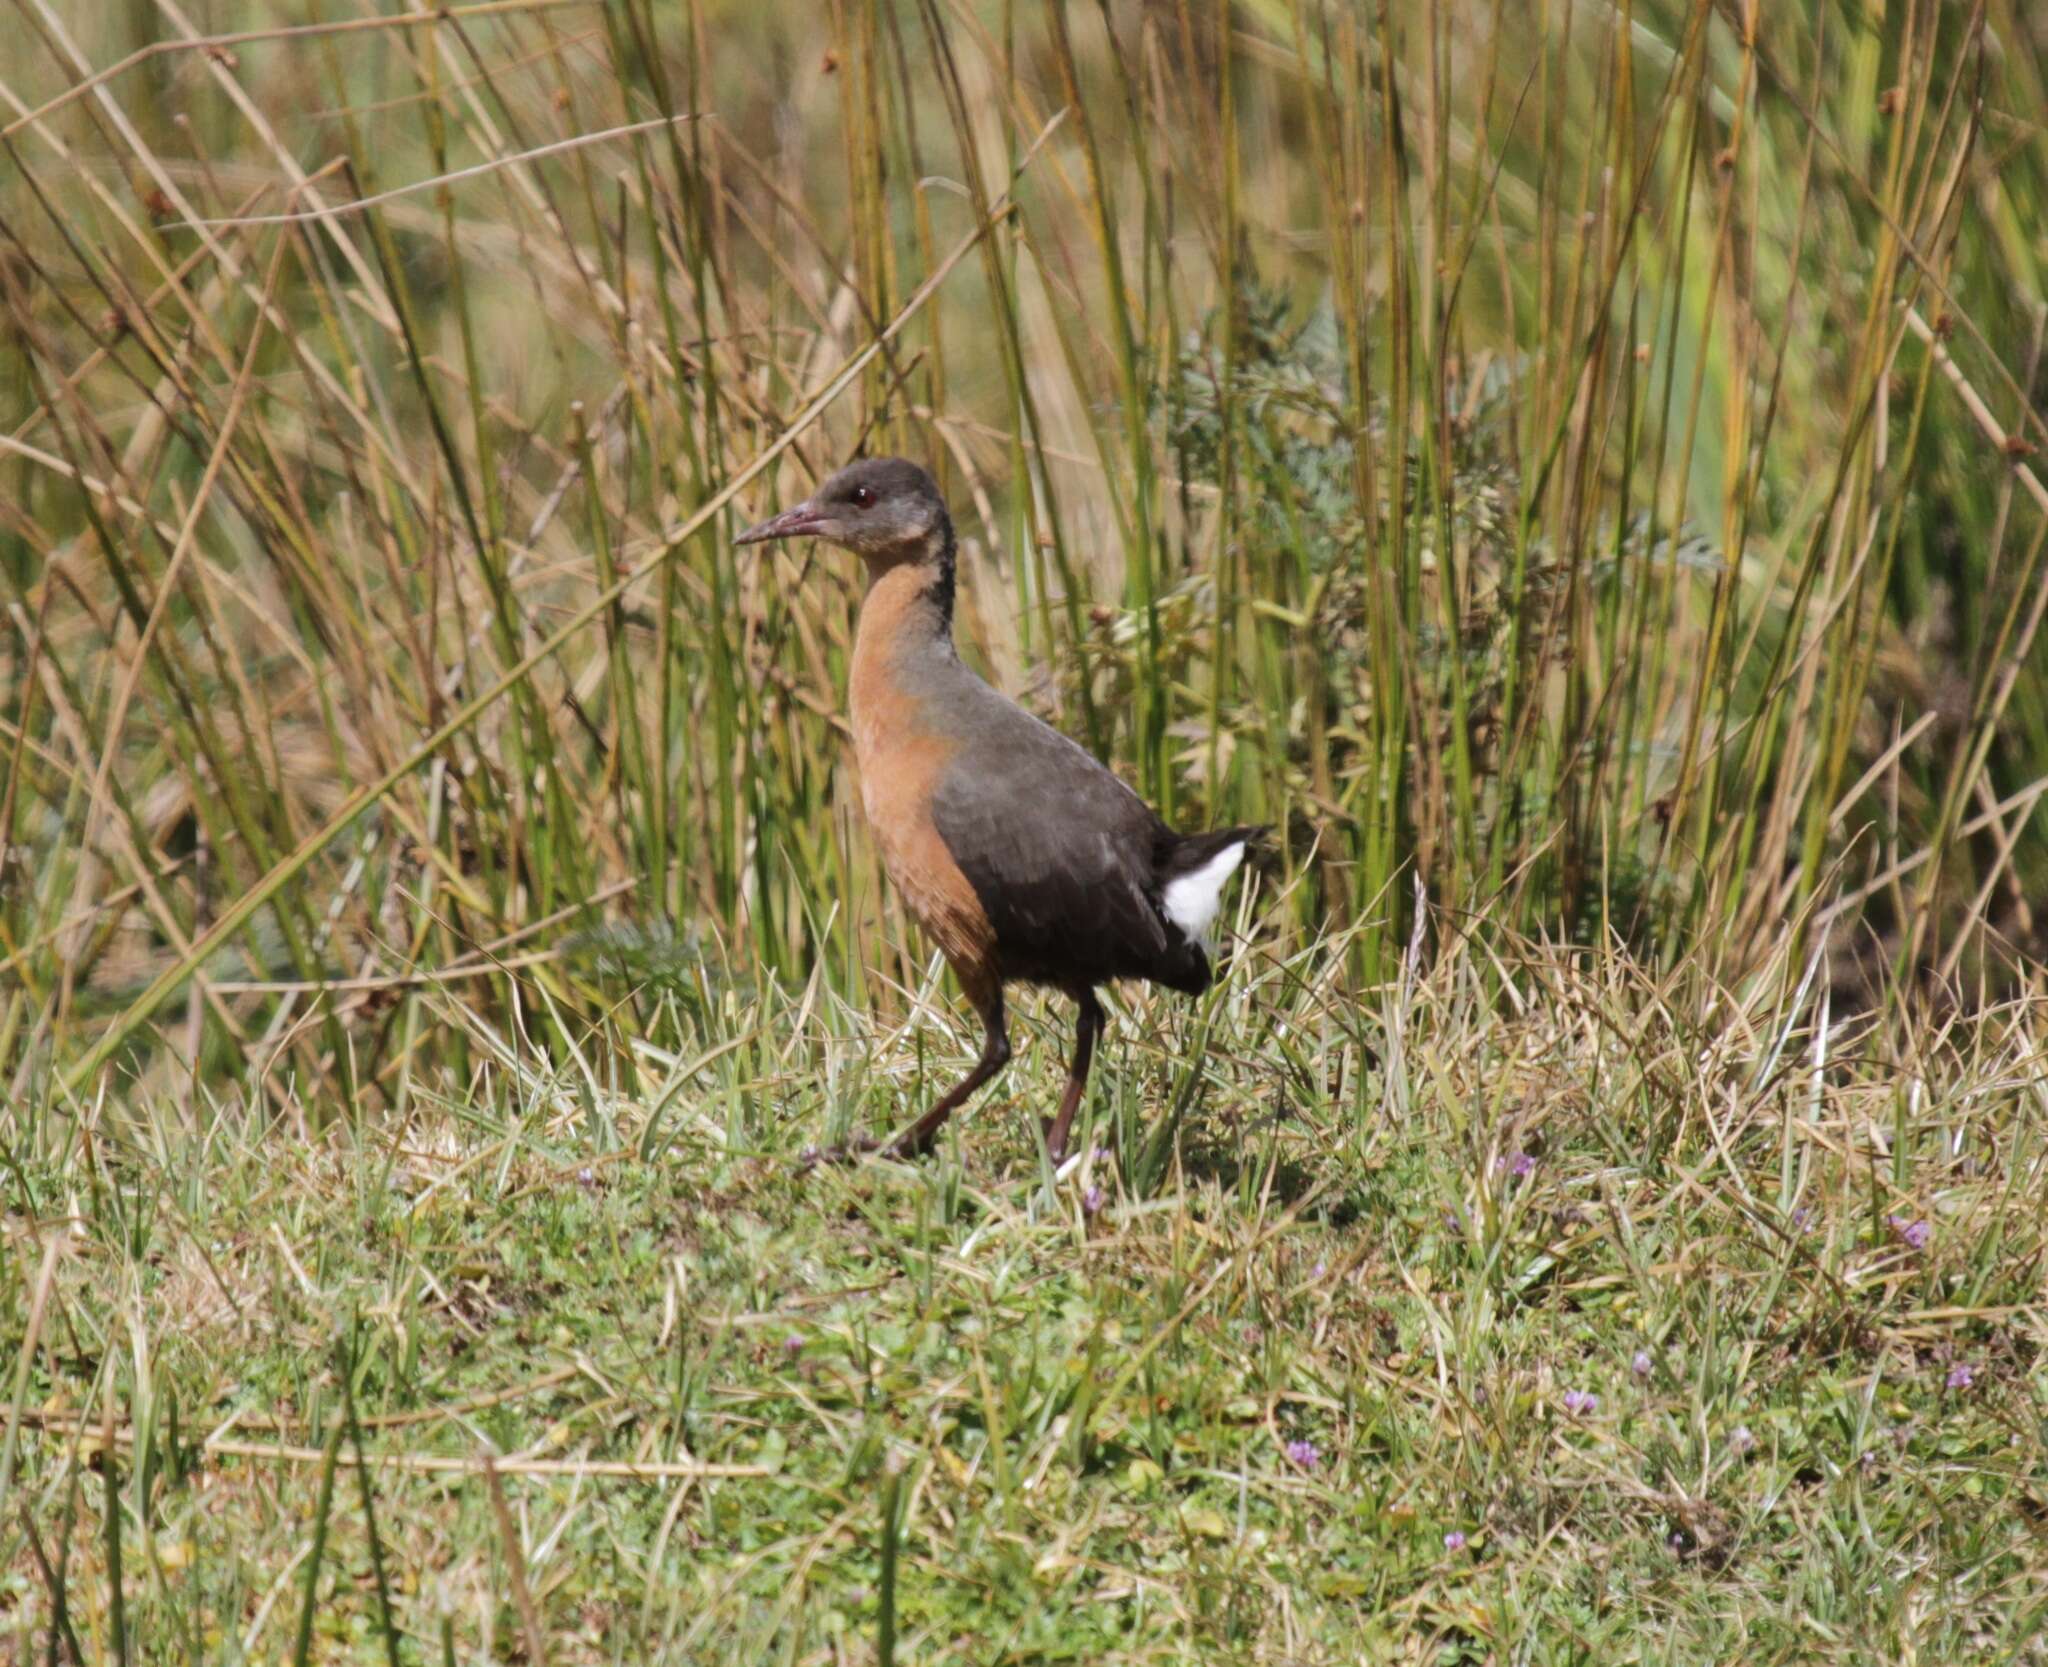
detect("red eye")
(850, 486), (875, 509)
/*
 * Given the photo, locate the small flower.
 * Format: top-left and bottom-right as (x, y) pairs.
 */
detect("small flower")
(1495, 1151), (1535, 1179)
(783, 1333), (803, 1354)
(1284, 1438), (1320, 1468)
(1092, 1145), (1111, 1163)
(1442, 1207), (1464, 1232)
(1790, 1206), (1813, 1233)
(1887, 1214), (1931, 1251)
(1311, 1261), (1328, 1281)
(1631, 1349), (1653, 1379)
(1729, 1425), (1755, 1456)
(1561, 1388), (1599, 1418)
(577, 1167), (596, 1185)
(1946, 1362), (1974, 1390)
(1082, 1185), (1105, 1216)
(1443, 1529), (1467, 1552)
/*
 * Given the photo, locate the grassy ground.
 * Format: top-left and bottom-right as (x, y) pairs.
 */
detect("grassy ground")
(9, 924), (2048, 1661)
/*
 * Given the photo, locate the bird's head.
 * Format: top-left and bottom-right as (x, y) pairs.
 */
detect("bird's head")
(734, 457), (948, 566)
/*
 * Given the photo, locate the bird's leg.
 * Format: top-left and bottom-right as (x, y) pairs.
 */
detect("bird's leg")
(1041, 988), (1103, 1165)
(882, 986), (1010, 1160)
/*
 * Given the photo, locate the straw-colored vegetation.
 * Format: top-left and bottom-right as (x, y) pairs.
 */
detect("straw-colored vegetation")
(3, 0), (2045, 1660)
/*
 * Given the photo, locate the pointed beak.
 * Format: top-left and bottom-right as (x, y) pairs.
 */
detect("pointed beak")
(733, 498), (829, 546)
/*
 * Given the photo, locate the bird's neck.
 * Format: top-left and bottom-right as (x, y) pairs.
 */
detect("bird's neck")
(857, 524), (956, 649)
(850, 527), (962, 746)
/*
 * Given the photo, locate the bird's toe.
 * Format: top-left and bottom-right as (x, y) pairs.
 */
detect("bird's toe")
(880, 1127), (939, 1162)
(798, 1136), (883, 1171)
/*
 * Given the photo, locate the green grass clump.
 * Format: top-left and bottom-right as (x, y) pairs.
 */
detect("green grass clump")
(5, 929), (2047, 1661)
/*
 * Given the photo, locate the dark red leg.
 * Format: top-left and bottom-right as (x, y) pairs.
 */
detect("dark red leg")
(1041, 988), (1103, 1164)
(883, 986), (1010, 1160)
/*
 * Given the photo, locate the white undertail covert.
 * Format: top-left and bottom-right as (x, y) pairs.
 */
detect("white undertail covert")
(1161, 840), (1248, 949)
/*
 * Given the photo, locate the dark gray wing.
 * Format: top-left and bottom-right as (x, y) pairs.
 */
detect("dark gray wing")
(929, 701), (1176, 988)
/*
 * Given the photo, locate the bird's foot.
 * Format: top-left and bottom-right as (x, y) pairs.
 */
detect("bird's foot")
(798, 1128), (939, 1169)
(797, 1137), (881, 1171)
(881, 1127), (939, 1162)
(1040, 1120), (1070, 1166)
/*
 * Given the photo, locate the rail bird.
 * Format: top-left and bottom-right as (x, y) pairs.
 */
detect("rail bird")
(737, 457), (1257, 1162)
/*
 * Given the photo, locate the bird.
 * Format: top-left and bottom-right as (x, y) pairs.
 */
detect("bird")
(736, 456), (1259, 1163)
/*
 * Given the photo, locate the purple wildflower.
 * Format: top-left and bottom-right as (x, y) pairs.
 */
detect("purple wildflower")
(783, 1333), (803, 1354)
(1092, 1145), (1111, 1163)
(1443, 1207), (1464, 1232)
(1561, 1388), (1598, 1418)
(1888, 1214), (1931, 1251)
(1443, 1529), (1467, 1552)
(1285, 1438), (1320, 1468)
(1311, 1261), (1328, 1281)
(1790, 1206), (1813, 1233)
(1631, 1349), (1653, 1379)
(1729, 1425), (1755, 1457)
(1946, 1362), (1974, 1390)
(1082, 1185), (1105, 1216)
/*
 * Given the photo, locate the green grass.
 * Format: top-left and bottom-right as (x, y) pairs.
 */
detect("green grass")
(5, 0), (2048, 1658)
(7, 929), (2048, 1661)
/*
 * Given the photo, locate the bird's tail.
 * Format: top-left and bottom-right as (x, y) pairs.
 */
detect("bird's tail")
(1157, 825), (1264, 953)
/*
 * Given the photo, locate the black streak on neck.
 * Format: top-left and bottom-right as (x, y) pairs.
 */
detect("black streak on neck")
(926, 516), (957, 629)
